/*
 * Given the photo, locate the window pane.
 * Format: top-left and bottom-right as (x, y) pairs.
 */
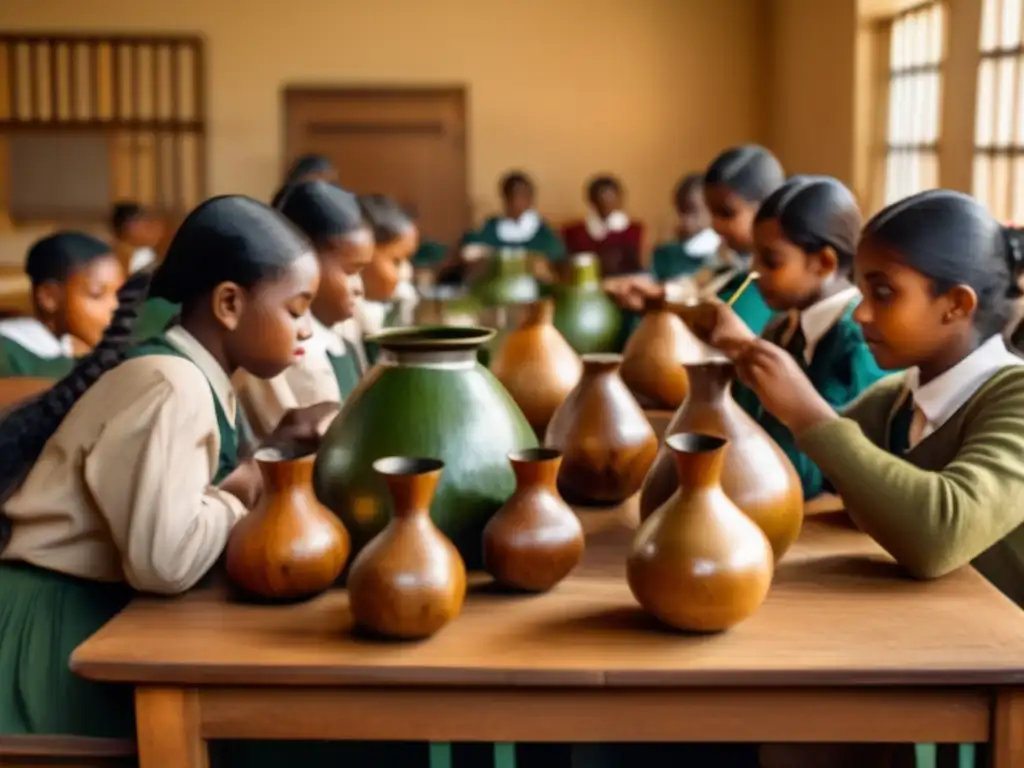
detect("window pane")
(997, 57), (1017, 146)
(981, 0), (1000, 52)
(885, 2), (944, 203)
(1005, 0), (1023, 48)
(978, 58), (997, 145)
(975, 155), (992, 209)
(993, 155), (1013, 221)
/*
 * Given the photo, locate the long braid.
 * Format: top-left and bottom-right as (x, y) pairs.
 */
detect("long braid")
(0, 270), (152, 550)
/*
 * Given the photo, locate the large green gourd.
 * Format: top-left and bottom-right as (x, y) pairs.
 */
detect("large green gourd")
(314, 326), (538, 569)
(551, 254), (624, 354)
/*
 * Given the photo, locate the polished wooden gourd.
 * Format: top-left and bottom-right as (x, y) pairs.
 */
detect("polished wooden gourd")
(638, 361), (804, 560)
(490, 299), (583, 436)
(483, 448), (585, 591)
(347, 457), (467, 640)
(545, 354), (659, 505)
(225, 445), (350, 601)
(620, 295), (710, 409)
(628, 433), (774, 632)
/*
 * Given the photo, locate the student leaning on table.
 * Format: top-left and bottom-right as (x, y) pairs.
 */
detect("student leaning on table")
(0, 199), (345, 746)
(237, 179), (373, 438)
(702, 189), (1024, 768)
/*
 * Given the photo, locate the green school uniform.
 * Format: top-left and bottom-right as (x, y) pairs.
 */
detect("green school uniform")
(798, 362), (1024, 605)
(462, 215), (566, 262)
(0, 319), (76, 379)
(717, 269), (774, 337)
(649, 228), (721, 282)
(411, 239), (448, 269)
(734, 299), (887, 498)
(0, 334), (237, 739)
(133, 297), (180, 342)
(328, 339), (362, 398)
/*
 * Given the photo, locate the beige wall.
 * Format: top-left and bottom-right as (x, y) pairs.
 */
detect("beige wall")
(0, 0), (763, 260)
(762, 0), (859, 188)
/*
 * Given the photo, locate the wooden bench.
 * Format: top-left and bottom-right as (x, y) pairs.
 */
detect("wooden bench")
(0, 735), (136, 767)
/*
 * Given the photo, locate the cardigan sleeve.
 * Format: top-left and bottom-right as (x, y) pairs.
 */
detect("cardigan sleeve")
(797, 371), (1024, 579)
(82, 362), (248, 594)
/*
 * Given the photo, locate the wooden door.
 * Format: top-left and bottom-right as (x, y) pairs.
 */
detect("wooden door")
(282, 87), (468, 244)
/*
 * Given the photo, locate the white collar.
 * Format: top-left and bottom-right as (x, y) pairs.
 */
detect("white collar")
(799, 285), (861, 364)
(128, 246), (157, 273)
(907, 334), (1024, 438)
(353, 295), (390, 337)
(165, 325), (237, 423)
(307, 315), (345, 357)
(681, 228), (720, 259)
(0, 317), (74, 358)
(584, 210), (630, 240)
(495, 210), (541, 244)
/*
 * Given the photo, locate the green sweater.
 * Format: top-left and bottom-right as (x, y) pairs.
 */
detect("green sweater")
(797, 367), (1024, 605)
(735, 303), (887, 497)
(461, 216), (566, 262)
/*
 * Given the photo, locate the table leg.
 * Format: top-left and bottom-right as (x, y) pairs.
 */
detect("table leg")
(991, 688), (1024, 768)
(135, 687), (208, 768)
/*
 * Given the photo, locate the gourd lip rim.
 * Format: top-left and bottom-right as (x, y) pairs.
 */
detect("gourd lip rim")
(665, 432), (728, 454)
(373, 455), (445, 477)
(508, 447), (562, 464)
(367, 325), (496, 350)
(581, 352), (623, 366)
(253, 440), (318, 463)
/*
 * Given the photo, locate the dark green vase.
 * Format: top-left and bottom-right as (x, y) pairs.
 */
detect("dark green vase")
(313, 326), (538, 569)
(470, 248), (540, 307)
(552, 254), (624, 354)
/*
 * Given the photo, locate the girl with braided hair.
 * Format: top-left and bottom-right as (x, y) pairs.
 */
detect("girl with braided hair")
(0, 195), (331, 740)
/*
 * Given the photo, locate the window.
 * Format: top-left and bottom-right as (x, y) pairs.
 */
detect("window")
(974, 0), (1024, 221)
(0, 33), (206, 225)
(884, 2), (945, 204)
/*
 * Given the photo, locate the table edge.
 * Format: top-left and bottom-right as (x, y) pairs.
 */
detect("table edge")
(68, 655), (1024, 688)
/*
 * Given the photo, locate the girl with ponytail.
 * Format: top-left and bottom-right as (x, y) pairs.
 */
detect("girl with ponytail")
(0, 195), (329, 741)
(722, 189), (1024, 603)
(708, 176), (888, 498)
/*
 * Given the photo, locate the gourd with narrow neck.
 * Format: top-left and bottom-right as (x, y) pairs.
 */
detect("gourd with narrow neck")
(638, 361), (803, 560)
(551, 253), (623, 354)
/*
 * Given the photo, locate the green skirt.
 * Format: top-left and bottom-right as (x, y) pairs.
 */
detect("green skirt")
(0, 561), (427, 766)
(0, 560), (135, 737)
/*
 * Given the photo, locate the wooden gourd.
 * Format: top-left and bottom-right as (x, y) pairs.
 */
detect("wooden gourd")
(490, 299), (583, 436)
(225, 446), (350, 601)
(638, 361), (804, 561)
(545, 353), (658, 505)
(628, 433), (774, 632)
(620, 295), (710, 410)
(347, 457), (467, 640)
(483, 448), (585, 591)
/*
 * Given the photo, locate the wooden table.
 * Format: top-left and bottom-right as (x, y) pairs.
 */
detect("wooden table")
(71, 503), (1024, 767)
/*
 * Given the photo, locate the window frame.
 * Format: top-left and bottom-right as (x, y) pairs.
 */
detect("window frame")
(883, 0), (946, 205)
(973, 0), (1024, 221)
